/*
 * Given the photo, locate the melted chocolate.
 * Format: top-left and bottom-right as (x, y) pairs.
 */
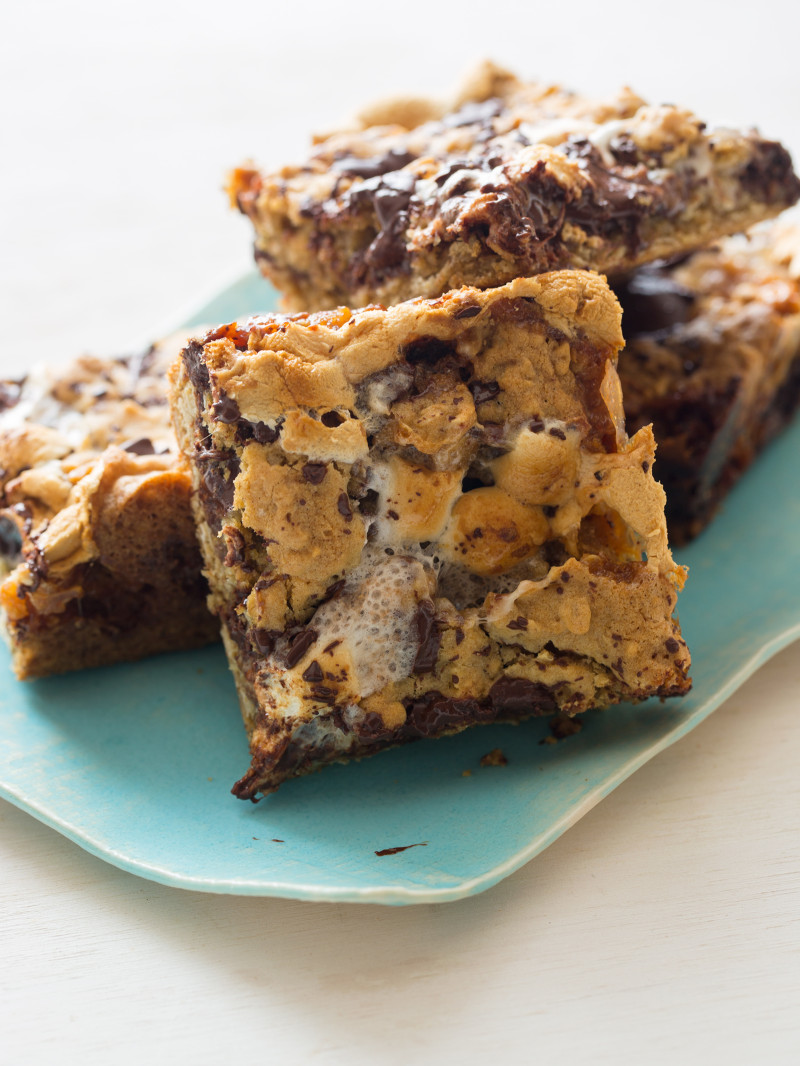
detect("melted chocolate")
(195, 446), (240, 533)
(182, 341), (210, 395)
(403, 692), (493, 738)
(488, 677), (558, 717)
(412, 599), (440, 675)
(613, 268), (695, 338)
(334, 149), (417, 180)
(211, 393), (241, 423)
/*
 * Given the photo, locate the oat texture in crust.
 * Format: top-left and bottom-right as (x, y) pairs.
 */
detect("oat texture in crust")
(0, 332), (219, 679)
(170, 271), (691, 798)
(616, 219), (800, 543)
(228, 61), (800, 311)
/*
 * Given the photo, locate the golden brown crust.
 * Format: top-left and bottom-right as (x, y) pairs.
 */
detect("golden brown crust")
(170, 272), (691, 797)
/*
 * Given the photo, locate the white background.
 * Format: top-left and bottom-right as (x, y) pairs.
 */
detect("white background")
(2, 2), (799, 1063)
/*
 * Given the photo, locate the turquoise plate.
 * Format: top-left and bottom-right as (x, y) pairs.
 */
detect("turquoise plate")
(1, 273), (799, 904)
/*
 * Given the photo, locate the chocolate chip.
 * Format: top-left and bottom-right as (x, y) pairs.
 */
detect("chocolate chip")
(321, 410), (346, 428)
(211, 394), (241, 423)
(122, 437), (156, 455)
(453, 304), (481, 320)
(665, 637), (680, 653)
(337, 492), (353, 520)
(548, 427), (567, 440)
(302, 462), (328, 484)
(285, 628), (318, 669)
(302, 660), (324, 683)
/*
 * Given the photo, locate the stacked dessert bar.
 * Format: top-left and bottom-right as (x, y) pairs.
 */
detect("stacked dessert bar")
(0, 332), (218, 678)
(182, 62), (798, 794)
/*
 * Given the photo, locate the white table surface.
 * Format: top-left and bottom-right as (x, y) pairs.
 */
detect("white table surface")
(2, 3), (799, 1062)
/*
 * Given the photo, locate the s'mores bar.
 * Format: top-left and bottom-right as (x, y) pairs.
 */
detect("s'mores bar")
(0, 333), (218, 679)
(616, 220), (800, 542)
(229, 62), (799, 311)
(170, 271), (691, 798)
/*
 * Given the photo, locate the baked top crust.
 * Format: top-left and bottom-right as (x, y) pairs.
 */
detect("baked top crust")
(229, 61), (800, 310)
(170, 271), (691, 798)
(616, 220), (800, 541)
(0, 332), (218, 678)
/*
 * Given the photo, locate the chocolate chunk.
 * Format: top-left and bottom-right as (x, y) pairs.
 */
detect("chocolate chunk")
(122, 437), (156, 455)
(453, 303), (481, 319)
(336, 492), (353, 520)
(469, 380), (500, 405)
(285, 628), (319, 669)
(182, 341), (210, 395)
(665, 637), (680, 653)
(402, 336), (456, 366)
(211, 393), (241, 423)
(302, 660), (324, 683)
(740, 139), (800, 204)
(488, 677), (558, 717)
(302, 462), (328, 484)
(324, 578), (346, 600)
(412, 599), (440, 675)
(613, 268), (695, 338)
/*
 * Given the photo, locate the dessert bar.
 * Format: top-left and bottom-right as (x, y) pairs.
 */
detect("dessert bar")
(229, 62), (799, 311)
(170, 271), (691, 798)
(616, 220), (800, 542)
(0, 332), (219, 679)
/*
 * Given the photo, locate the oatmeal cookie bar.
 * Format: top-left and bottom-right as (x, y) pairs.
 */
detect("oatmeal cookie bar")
(0, 332), (219, 679)
(229, 62), (799, 311)
(170, 271), (691, 798)
(616, 220), (800, 543)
